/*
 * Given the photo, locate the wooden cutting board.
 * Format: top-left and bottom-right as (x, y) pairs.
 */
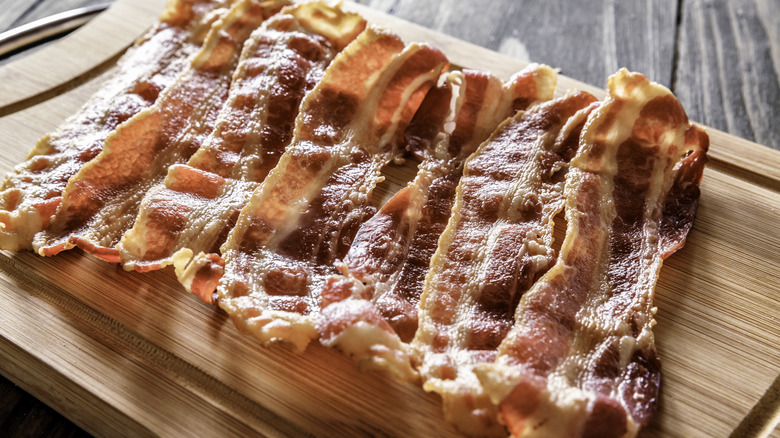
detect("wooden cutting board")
(0, 0), (778, 436)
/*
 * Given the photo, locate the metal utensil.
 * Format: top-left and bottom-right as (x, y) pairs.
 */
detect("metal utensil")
(0, 3), (110, 58)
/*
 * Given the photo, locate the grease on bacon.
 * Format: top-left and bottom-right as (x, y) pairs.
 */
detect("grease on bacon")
(33, 0), (288, 261)
(216, 26), (448, 352)
(413, 91), (598, 435)
(317, 64), (558, 382)
(0, 0), (709, 433)
(117, 2), (366, 303)
(476, 70), (709, 438)
(0, 0), (236, 251)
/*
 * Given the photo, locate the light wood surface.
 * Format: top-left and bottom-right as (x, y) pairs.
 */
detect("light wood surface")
(0, 0), (778, 437)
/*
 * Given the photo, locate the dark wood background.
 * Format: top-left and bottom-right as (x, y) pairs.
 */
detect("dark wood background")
(0, 0), (778, 436)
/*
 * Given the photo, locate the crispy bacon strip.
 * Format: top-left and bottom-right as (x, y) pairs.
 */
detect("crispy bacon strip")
(33, 0), (288, 261)
(476, 70), (709, 438)
(215, 26), (448, 352)
(117, 2), (366, 302)
(317, 65), (558, 381)
(0, 0), (235, 251)
(413, 91), (598, 435)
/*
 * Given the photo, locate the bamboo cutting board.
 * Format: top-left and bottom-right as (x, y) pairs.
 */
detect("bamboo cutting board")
(0, 0), (778, 436)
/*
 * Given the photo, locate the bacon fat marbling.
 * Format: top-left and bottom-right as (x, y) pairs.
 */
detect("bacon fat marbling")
(216, 25), (448, 351)
(0, 0), (709, 434)
(413, 91), (598, 435)
(0, 0), (235, 251)
(476, 70), (708, 438)
(317, 64), (559, 383)
(118, 2), (366, 303)
(33, 0), (288, 260)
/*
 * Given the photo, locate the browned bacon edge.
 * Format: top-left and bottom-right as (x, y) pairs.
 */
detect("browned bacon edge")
(215, 25), (448, 352)
(116, 2), (367, 304)
(317, 64), (558, 382)
(32, 0), (288, 261)
(475, 69), (709, 438)
(411, 91), (598, 436)
(0, 0), (235, 251)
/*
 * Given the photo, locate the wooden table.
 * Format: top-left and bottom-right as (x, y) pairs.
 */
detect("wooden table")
(0, 0), (777, 436)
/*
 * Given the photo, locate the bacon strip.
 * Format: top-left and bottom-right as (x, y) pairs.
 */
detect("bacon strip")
(33, 0), (288, 261)
(117, 2), (366, 302)
(412, 91), (598, 435)
(215, 26), (448, 352)
(476, 70), (709, 438)
(317, 65), (558, 381)
(0, 0), (235, 251)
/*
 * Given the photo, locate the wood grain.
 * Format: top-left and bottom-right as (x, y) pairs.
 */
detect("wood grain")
(353, 0), (780, 150)
(354, 0), (679, 88)
(674, 0), (780, 150)
(0, 0), (167, 113)
(0, 0), (778, 437)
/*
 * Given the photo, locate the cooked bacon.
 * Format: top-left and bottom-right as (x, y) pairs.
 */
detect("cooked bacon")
(317, 65), (558, 380)
(215, 26), (448, 352)
(412, 91), (598, 435)
(476, 70), (709, 438)
(33, 0), (289, 261)
(0, 0), (235, 251)
(117, 2), (366, 302)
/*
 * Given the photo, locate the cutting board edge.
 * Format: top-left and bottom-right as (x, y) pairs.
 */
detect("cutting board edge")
(0, 249), (313, 438)
(0, 0), (777, 437)
(0, 0), (168, 115)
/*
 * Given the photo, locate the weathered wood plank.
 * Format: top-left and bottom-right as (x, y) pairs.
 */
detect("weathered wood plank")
(355, 0), (780, 150)
(675, 0), (780, 149)
(353, 0), (679, 89)
(0, 0), (39, 31)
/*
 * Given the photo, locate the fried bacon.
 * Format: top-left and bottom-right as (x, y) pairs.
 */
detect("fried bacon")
(317, 65), (558, 381)
(476, 70), (709, 438)
(33, 0), (289, 260)
(117, 2), (366, 302)
(412, 91), (598, 435)
(0, 0), (708, 432)
(215, 26), (448, 352)
(0, 0), (235, 251)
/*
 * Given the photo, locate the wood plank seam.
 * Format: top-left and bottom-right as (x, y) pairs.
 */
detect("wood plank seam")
(669, 0), (685, 93)
(5, 0), (47, 30)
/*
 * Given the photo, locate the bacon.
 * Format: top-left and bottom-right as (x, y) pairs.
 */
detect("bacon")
(413, 91), (598, 435)
(215, 26), (448, 352)
(476, 70), (709, 438)
(32, 0), (289, 261)
(116, 2), (366, 303)
(317, 65), (558, 381)
(0, 0), (236, 251)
